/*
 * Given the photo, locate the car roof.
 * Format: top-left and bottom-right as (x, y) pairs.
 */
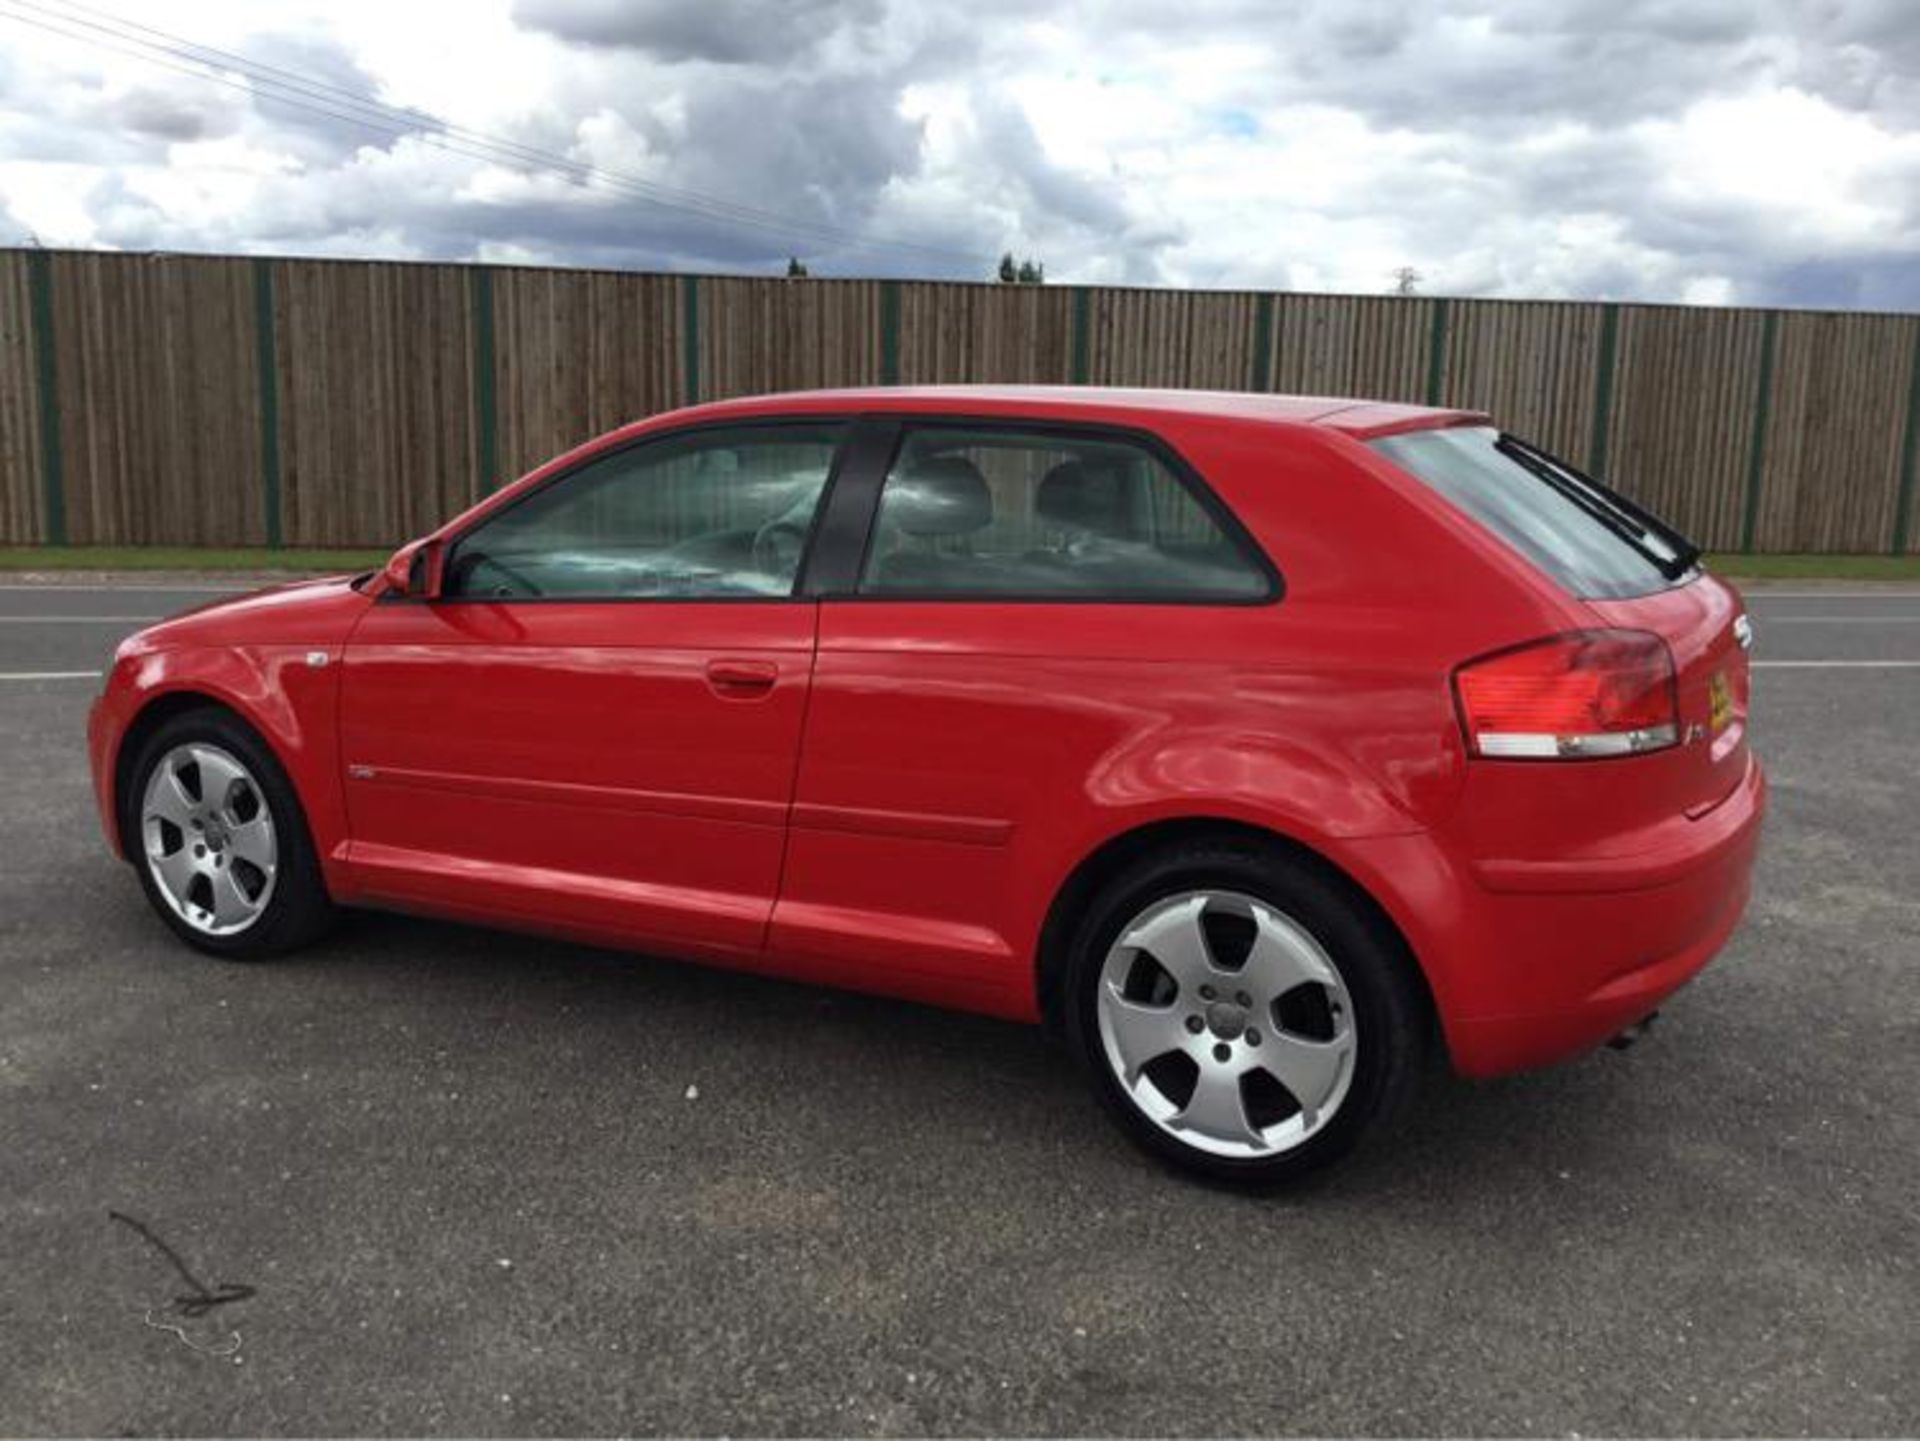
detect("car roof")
(663, 385), (1486, 440)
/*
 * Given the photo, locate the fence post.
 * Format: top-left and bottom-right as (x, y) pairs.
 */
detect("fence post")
(1250, 293), (1274, 393)
(469, 267), (500, 495)
(1738, 310), (1779, 553)
(681, 274), (702, 406)
(879, 279), (901, 385)
(1893, 321), (1920, 556)
(1587, 303), (1620, 478)
(1423, 297), (1449, 405)
(25, 249), (66, 546)
(1070, 287), (1091, 384)
(252, 259), (284, 546)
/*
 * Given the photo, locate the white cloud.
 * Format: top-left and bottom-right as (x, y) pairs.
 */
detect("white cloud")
(0, 0), (1915, 307)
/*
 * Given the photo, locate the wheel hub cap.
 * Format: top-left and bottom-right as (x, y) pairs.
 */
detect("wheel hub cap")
(1204, 1000), (1248, 1040)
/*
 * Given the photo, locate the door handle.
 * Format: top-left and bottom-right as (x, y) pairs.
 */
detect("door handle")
(706, 658), (778, 696)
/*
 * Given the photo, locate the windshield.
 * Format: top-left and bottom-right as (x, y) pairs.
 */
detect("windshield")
(1370, 425), (1700, 600)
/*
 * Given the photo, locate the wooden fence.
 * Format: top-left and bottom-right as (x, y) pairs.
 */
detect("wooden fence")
(3, 246), (1916, 553)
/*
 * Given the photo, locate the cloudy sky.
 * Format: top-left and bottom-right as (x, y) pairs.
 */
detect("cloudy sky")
(1, 0), (1917, 307)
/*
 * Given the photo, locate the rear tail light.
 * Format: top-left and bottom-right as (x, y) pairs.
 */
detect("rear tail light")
(1453, 629), (1678, 760)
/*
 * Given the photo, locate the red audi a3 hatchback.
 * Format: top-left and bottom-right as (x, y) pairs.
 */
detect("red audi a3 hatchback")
(89, 387), (1763, 1182)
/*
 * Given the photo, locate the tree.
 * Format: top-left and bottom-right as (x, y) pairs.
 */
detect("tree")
(785, 256), (810, 277)
(1390, 265), (1422, 296)
(997, 252), (1046, 284)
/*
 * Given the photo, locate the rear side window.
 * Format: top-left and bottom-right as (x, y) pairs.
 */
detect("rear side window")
(858, 425), (1273, 601)
(1370, 425), (1696, 600)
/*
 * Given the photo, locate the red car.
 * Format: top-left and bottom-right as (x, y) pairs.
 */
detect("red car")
(88, 387), (1763, 1183)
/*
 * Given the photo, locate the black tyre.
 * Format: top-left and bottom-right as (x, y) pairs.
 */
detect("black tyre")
(121, 705), (336, 960)
(1063, 838), (1427, 1185)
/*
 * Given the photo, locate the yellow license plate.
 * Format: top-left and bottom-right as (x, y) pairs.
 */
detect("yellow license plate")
(1708, 670), (1733, 732)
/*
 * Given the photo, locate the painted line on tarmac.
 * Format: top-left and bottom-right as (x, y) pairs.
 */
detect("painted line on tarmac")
(0, 670), (101, 681)
(1762, 616), (1920, 623)
(0, 615), (161, 623)
(1743, 591), (1920, 600)
(0, 583), (243, 593)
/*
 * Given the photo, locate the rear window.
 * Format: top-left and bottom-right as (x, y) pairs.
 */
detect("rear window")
(1370, 425), (1696, 600)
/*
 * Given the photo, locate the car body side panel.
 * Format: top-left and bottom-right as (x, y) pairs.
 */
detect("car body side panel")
(335, 597), (819, 957)
(768, 419), (1586, 1022)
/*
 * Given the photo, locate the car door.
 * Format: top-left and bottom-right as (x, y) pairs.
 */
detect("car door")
(338, 419), (848, 958)
(770, 417), (1280, 1015)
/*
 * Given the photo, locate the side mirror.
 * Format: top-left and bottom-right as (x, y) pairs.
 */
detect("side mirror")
(381, 538), (442, 599)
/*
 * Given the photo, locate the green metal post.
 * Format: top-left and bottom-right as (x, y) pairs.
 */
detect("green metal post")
(26, 250), (66, 545)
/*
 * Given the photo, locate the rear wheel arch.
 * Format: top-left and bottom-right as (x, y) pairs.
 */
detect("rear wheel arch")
(1035, 817), (1438, 1045)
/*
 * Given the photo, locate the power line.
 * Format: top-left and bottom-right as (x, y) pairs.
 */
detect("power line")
(5, 0), (986, 265)
(0, 0), (996, 268)
(27, 0), (975, 259)
(4, 0), (984, 265)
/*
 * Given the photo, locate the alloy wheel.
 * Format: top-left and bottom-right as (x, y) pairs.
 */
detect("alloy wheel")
(140, 742), (278, 936)
(1095, 889), (1356, 1158)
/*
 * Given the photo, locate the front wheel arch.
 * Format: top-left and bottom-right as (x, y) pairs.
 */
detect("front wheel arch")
(112, 691), (256, 858)
(1035, 818), (1438, 1050)
(117, 697), (336, 958)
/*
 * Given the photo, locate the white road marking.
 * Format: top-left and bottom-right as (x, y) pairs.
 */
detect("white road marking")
(1743, 591), (1920, 600)
(0, 582), (241, 593)
(0, 670), (101, 681)
(0, 615), (160, 623)
(1761, 616), (1920, 623)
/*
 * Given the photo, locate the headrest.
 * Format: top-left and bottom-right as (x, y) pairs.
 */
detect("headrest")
(885, 455), (992, 537)
(1037, 460), (1127, 532)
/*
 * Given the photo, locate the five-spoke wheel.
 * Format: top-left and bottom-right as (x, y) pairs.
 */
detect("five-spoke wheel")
(1068, 839), (1425, 1184)
(1097, 890), (1356, 1158)
(125, 708), (334, 958)
(141, 742), (279, 935)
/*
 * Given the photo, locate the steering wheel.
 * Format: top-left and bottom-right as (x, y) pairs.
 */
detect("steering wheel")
(752, 519), (810, 584)
(459, 553), (545, 599)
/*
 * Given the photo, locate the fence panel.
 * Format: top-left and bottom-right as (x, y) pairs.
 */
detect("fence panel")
(0, 253), (44, 544)
(1266, 293), (1436, 405)
(894, 281), (1077, 384)
(273, 258), (476, 547)
(4, 248), (1916, 552)
(1594, 305), (1766, 551)
(1083, 288), (1260, 390)
(1755, 310), (1914, 554)
(492, 266), (684, 481)
(1436, 299), (1603, 466)
(45, 252), (262, 546)
(701, 277), (883, 401)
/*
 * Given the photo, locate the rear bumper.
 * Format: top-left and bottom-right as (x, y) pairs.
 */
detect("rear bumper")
(1344, 755), (1766, 1079)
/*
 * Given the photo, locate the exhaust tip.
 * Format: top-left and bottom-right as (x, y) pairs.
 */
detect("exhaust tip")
(1605, 1011), (1660, 1051)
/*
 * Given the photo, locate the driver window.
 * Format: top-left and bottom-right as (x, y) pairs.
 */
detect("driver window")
(444, 422), (846, 600)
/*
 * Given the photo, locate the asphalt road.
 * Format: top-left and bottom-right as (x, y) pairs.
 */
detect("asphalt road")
(1, 578), (1915, 1436)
